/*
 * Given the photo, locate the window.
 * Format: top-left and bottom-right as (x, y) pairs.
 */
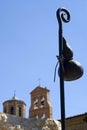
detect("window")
(10, 106), (14, 115)
(41, 114), (46, 119)
(19, 107), (22, 117)
(41, 97), (45, 108)
(33, 99), (38, 109)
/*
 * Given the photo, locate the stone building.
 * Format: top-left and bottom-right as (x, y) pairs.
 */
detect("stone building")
(29, 86), (53, 119)
(65, 113), (87, 130)
(2, 86), (52, 119)
(3, 94), (26, 118)
(0, 86), (61, 130)
(0, 86), (87, 130)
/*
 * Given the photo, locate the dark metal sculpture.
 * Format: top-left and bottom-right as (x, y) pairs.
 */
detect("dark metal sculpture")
(59, 37), (83, 81)
(55, 7), (84, 130)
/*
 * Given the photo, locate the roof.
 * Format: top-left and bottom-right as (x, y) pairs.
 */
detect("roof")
(11, 95), (19, 100)
(30, 86), (50, 94)
(66, 113), (87, 120)
(58, 112), (87, 121)
(3, 95), (26, 105)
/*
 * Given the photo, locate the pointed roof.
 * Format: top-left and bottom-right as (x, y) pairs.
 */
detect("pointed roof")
(30, 86), (50, 94)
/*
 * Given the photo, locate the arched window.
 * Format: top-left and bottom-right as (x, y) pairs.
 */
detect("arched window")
(33, 98), (38, 109)
(41, 97), (45, 108)
(41, 113), (46, 119)
(10, 106), (14, 115)
(19, 107), (22, 117)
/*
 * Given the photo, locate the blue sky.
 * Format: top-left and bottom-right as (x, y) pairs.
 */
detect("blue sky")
(0, 1), (87, 120)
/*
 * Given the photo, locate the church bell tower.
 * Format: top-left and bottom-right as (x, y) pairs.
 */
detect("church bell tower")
(29, 86), (52, 119)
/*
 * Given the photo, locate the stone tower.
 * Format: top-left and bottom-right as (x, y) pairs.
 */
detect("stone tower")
(29, 86), (52, 119)
(3, 95), (26, 118)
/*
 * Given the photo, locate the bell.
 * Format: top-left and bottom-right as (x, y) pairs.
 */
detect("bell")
(63, 60), (84, 81)
(63, 37), (73, 60)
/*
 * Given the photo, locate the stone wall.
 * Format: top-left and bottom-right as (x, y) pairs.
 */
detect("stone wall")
(0, 113), (61, 130)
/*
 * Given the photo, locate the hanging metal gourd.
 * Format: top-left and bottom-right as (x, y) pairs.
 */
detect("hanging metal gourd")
(62, 37), (84, 81)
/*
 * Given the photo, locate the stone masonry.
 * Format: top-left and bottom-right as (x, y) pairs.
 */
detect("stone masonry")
(0, 113), (61, 130)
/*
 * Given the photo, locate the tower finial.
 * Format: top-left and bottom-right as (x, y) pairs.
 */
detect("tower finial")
(14, 90), (16, 98)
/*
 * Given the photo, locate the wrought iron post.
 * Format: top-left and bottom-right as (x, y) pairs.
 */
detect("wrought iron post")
(56, 8), (70, 130)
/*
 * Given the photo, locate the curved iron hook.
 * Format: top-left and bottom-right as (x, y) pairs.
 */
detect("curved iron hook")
(56, 8), (70, 26)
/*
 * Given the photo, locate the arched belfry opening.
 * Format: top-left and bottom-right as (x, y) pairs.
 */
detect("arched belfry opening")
(3, 95), (26, 118)
(29, 86), (53, 119)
